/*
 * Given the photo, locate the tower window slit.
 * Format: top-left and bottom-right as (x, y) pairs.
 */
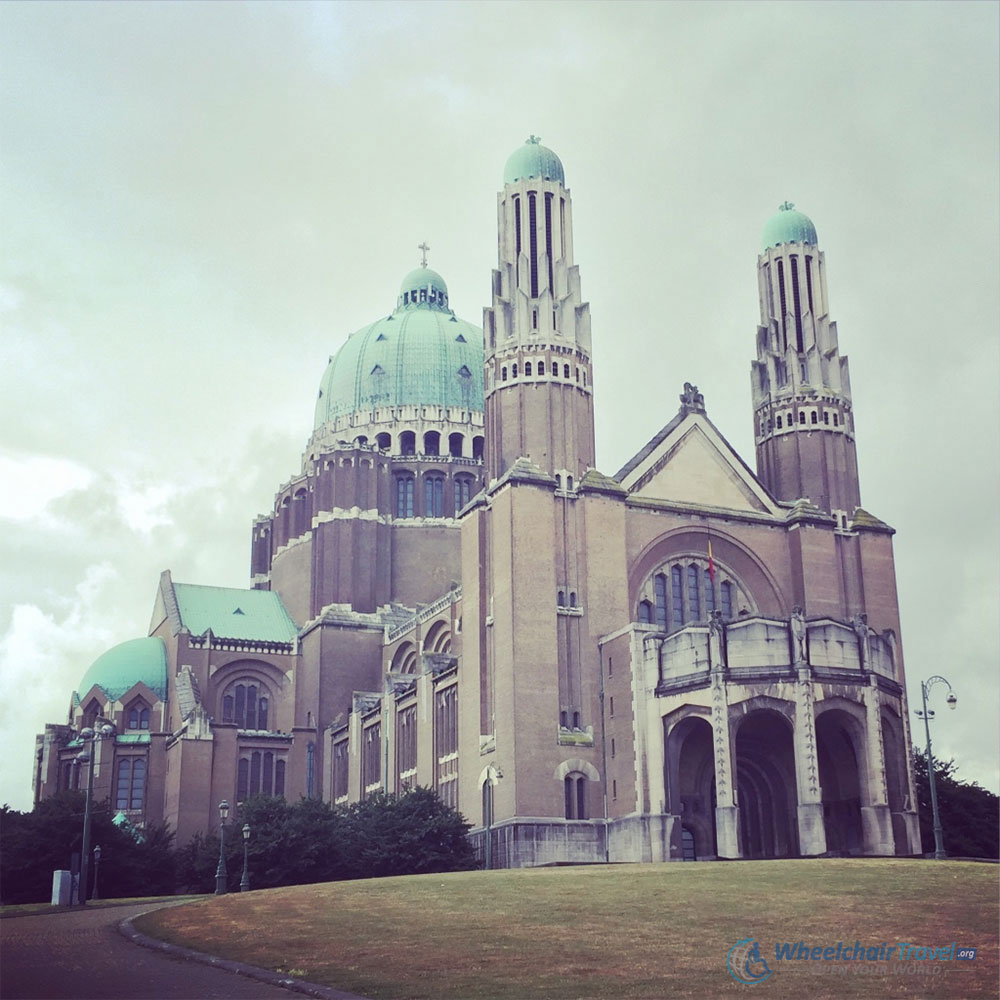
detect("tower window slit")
(805, 255), (814, 313)
(528, 193), (538, 297)
(777, 260), (788, 352)
(514, 196), (521, 257)
(545, 193), (554, 293)
(790, 256), (804, 352)
(560, 198), (566, 257)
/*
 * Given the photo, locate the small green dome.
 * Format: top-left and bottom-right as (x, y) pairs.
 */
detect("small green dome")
(503, 136), (565, 186)
(77, 637), (167, 702)
(762, 202), (817, 250)
(398, 267), (448, 306)
(314, 267), (485, 428)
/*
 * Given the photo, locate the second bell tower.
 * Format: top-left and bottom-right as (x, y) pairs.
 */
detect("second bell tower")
(483, 136), (596, 483)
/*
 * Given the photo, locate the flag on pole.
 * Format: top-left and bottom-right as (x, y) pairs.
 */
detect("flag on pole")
(708, 539), (716, 582)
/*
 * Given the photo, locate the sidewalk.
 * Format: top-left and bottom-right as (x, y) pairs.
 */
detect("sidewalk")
(0, 900), (366, 1000)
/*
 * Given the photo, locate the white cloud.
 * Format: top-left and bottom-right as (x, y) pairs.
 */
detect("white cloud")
(0, 451), (96, 521)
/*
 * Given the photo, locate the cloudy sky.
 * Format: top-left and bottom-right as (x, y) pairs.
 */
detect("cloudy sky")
(1, 1), (997, 811)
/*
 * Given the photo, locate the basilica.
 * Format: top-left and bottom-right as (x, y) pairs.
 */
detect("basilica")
(33, 138), (921, 864)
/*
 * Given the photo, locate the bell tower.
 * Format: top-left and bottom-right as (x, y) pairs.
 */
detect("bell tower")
(483, 136), (596, 483)
(750, 203), (861, 518)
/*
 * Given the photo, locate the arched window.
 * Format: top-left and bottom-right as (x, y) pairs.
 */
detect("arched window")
(538, 360), (545, 375)
(376, 432), (391, 451)
(501, 366), (507, 381)
(454, 475), (474, 513)
(115, 757), (146, 810)
(448, 432), (464, 458)
(563, 363), (570, 378)
(721, 580), (734, 620)
(423, 431), (440, 456)
(704, 569), (716, 614)
(424, 475), (444, 517)
(810, 411), (818, 425)
(687, 565), (701, 620)
(127, 701), (150, 731)
(396, 476), (415, 518)
(776, 415), (783, 429)
(82, 699), (101, 730)
(472, 436), (484, 461)
(799, 411), (806, 425)
(638, 600), (652, 624)
(400, 431), (416, 455)
(512, 363), (518, 378)
(221, 680), (271, 730)
(238, 750), (280, 800)
(670, 566), (684, 626)
(654, 574), (668, 629)
(564, 772), (587, 820)
(525, 361), (532, 376)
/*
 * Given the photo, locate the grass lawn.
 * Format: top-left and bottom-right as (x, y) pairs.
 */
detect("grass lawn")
(135, 860), (997, 1000)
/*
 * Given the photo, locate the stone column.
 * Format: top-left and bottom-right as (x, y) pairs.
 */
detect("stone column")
(859, 676), (894, 854)
(710, 667), (740, 858)
(793, 666), (827, 855)
(897, 687), (922, 854)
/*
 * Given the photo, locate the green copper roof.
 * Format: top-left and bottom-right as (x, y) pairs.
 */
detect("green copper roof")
(762, 202), (817, 250)
(503, 136), (565, 186)
(314, 267), (484, 429)
(173, 583), (299, 640)
(77, 637), (167, 702)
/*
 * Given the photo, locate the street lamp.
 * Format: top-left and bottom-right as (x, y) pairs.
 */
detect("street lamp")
(240, 824), (251, 892)
(214, 799), (230, 895)
(915, 676), (958, 860)
(91, 845), (102, 901)
(77, 723), (115, 906)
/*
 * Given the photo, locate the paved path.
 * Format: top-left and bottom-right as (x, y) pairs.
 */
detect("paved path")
(0, 901), (365, 1000)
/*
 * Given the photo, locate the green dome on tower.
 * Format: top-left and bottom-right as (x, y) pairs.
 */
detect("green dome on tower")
(314, 265), (485, 429)
(503, 136), (565, 186)
(761, 202), (818, 250)
(76, 637), (168, 702)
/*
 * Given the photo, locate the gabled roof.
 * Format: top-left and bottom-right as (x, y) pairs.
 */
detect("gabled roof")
(615, 403), (782, 517)
(164, 575), (299, 641)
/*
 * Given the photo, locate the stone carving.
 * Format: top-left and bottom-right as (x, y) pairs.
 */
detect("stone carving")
(790, 606), (807, 664)
(679, 382), (706, 414)
(852, 613), (872, 669)
(708, 609), (727, 669)
(796, 671), (820, 798)
(710, 670), (732, 806)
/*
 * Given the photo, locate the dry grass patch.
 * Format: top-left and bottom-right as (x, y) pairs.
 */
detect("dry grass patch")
(135, 860), (997, 999)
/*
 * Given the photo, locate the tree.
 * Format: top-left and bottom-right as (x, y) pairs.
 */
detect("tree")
(0, 792), (175, 904)
(912, 750), (999, 859)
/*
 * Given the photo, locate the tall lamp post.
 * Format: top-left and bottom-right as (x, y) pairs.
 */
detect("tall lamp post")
(240, 824), (251, 892)
(77, 723), (115, 906)
(214, 800), (230, 895)
(91, 845), (102, 901)
(915, 676), (958, 860)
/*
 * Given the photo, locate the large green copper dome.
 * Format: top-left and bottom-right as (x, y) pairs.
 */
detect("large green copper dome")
(503, 136), (565, 186)
(76, 637), (168, 702)
(762, 202), (818, 250)
(314, 267), (485, 428)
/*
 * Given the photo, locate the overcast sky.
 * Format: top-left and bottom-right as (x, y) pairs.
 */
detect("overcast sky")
(2, 1), (997, 812)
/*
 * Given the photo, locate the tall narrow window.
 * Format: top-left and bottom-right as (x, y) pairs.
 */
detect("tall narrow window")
(687, 565), (701, 620)
(528, 193), (538, 297)
(776, 260), (788, 352)
(671, 565), (684, 626)
(116, 759), (131, 810)
(245, 685), (258, 730)
(223, 695), (234, 723)
(333, 740), (348, 800)
(455, 476), (473, 513)
(250, 751), (261, 794)
(307, 741), (316, 798)
(804, 255), (814, 313)
(564, 773), (587, 820)
(424, 475), (444, 517)
(274, 758), (286, 797)
(654, 574), (668, 629)
(258, 697), (268, 731)
(538, 360), (545, 375)
(790, 256), (804, 352)
(435, 686), (458, 809)
(544, 193), (554, 293)
(513, 195), (521, 258)
(263, 751), (274, 796)
(704, 569), (716, 614)
(638, 601), (652, 624)
(396, 477), (414, 518)
(130, 758), (145, 809)
(237, 757), (249, 800)
(721, 581), (734, 620)
(560, 197), (566, 256)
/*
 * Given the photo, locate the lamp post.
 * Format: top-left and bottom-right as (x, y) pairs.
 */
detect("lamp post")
(240, 824), (251, 892)
(214, 800), (230, 894)
(915, 676), (958, 860)
(91, 845), (102, 901)
(77, 723), (115, 906)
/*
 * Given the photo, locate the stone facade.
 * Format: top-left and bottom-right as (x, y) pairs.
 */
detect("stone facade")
(33, 140), (921, 863)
